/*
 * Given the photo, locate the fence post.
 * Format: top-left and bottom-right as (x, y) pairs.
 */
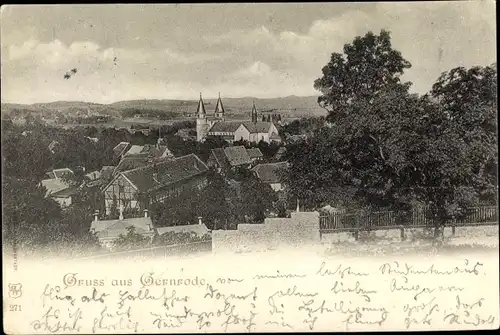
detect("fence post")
(400, 225), (405, 241)
(451, 215), (456, 237)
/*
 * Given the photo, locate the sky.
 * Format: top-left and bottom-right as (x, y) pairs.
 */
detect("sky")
(0, 2), (496, 104)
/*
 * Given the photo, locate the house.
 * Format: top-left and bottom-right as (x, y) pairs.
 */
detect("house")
(207, 146), (255, 173)
(102, 154), (209, 215)
(196, 93), (281, 144)
(246, 148), (264, 162)
(40, 178), (76, 208)
(123, 143), (173, 159)
(90, 208), (155, 250)
(113, 144), (174, 175)
(252, 162), (288, 192)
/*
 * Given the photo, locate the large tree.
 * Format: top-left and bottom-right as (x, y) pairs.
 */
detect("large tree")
(285, 30), (497, 229)
(314, 30), (412, 122)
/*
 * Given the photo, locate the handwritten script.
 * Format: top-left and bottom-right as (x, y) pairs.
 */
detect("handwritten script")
(4, 257), (499, 333)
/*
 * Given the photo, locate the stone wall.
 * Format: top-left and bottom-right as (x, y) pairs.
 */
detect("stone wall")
(212, 211), (320, 253)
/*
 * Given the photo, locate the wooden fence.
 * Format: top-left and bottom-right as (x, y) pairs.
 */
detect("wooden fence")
(319, 206), (499, 233)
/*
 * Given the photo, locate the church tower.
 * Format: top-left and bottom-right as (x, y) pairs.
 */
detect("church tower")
(251, 101), (258, 123)
(214, 92), (225, 121)
(196, 93), (208, 142)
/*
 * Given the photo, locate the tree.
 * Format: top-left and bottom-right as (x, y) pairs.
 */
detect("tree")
(286, 30), (497, 233)
(232, 174), (278, 223)
(314, 30), (412, 122)
(113, 226), (151, 251)
(430, 64), (497, 204)
(153, 231), (210, 246)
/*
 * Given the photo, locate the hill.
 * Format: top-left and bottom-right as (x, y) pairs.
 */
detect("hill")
(1, 95), (326, 120)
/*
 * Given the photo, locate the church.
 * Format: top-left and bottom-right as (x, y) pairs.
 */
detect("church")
(196, 93), (281, 144)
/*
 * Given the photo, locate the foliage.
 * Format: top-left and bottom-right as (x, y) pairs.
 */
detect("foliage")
(112, 226), (151, 251)
(285, 30), (497, 229)
(280, 117), (325, 137)
(314, 30), (412, 122)
(232, 139), (282, 160)
(153, 231), (210, 246)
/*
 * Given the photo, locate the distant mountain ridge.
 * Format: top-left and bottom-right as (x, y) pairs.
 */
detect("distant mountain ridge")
(1, 95), (326, 118)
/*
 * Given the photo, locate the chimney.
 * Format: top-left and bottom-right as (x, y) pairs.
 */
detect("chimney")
(119, 204), (124, 220)
(144, 209), (149, 218)
(198, 216), (203, 225)
(94, 210), (99, 222)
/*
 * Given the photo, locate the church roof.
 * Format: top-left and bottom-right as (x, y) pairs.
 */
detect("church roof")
(242, 122), (274, 133)
(208, 122), (242, 133)
(214, 94), (225, 115)
(197, 93), (206, 115)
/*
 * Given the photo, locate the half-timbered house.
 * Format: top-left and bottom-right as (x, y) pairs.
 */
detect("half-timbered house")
(102, 154), (209, 215)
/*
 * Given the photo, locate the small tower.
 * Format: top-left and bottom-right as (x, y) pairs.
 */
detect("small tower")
(196, 93), (208, 142)
(251, 101), (258, 123)
(214, 92), (225, 121)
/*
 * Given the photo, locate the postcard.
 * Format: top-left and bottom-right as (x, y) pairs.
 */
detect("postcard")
(2, 2), (498, 333)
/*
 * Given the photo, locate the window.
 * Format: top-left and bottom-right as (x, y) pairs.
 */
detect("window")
(119, 185), (125, 194)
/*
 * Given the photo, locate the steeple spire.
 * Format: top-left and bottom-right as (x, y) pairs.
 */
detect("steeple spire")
(214, 92), (225, 118)
(197, 92), (206, 118)
(251, 101), (258, 123)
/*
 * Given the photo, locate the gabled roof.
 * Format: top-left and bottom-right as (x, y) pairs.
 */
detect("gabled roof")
(246, 148), (263, 159)
(210, 148), (230, 170)
(242, 122), (274, 134)
(223, 146), (252, 166)
(121, 154), (208, 192)
(124, 144), (173, 159)
(91, 217), (154, 240)
(252, 162), (288, 184)
(125, 145), (144, 155)
(114, 156), (151, 174)
(208, 122), (242, 133)
(156, 223), (210, 237)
